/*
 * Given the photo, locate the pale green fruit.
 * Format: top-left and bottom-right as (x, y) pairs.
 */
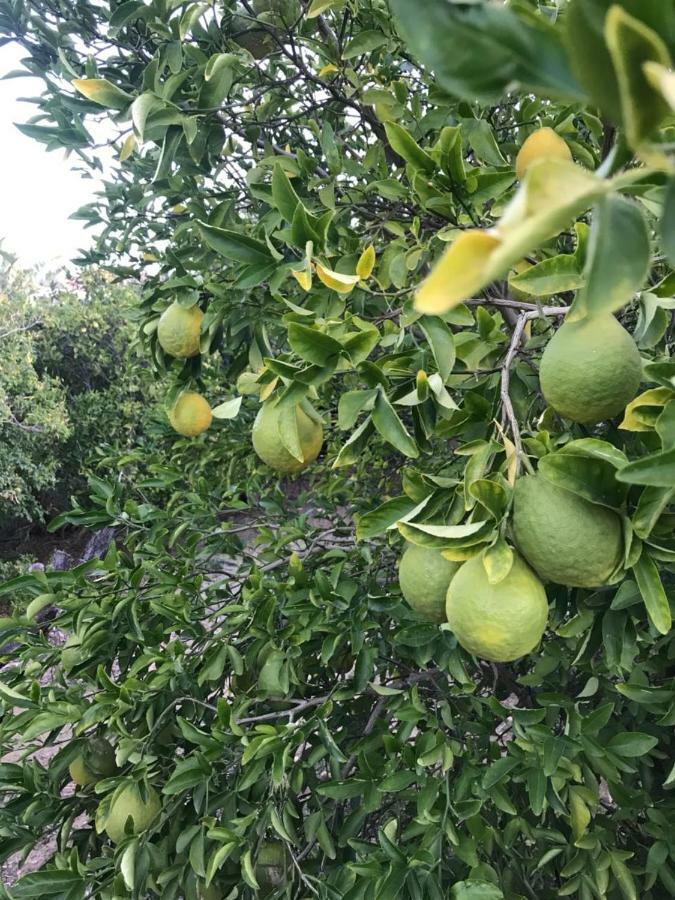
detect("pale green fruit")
(168, 392), (212, 437)
(446, 554), (548, 662)
(157, 302), (203, 358)
(512, 474), (623, 588)
(102, 784), (161, 843)
(252, 403), (323, 474)
(539, 315), (642, 425)
(398, 543), (459, 623)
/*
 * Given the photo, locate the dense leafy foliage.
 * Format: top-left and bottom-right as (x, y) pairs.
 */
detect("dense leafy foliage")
(1, 1), (674, 898)
(0, 266), (147, 529)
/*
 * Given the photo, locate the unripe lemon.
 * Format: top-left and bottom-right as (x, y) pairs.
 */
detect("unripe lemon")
(168, 392), (212, 437)
(539, 315), (642, 425)
(157, 302), (203, 358)
(513, 474), (623, 587)
(398, 543), (459, 623)
(102, 784), (161, 843)
(515, 127), (572, 180)
(446, 553), (548, 662)
(69, 737), (116, 785)
(252, 403), (323, 474)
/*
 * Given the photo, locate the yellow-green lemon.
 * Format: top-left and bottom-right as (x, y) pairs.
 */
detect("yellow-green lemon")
(512, 473), (623, 588)
(168, 392), (212, 437)
(103, 784), (161, 844)
(157, 302), (203, 358)
(252, 403), (323, 474)
(70, 737), (117, 785)
(398, 543), (459, 623)
(445, 554), (548, 662)
(539, 315), (642, 424)
(515, 127), (572, 179)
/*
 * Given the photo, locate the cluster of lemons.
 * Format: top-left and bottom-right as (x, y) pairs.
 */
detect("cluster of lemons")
(156, 302), (324, 473)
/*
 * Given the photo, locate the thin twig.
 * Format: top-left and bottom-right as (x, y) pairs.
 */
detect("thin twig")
(236, 694), (331, 725)
(0, 319), (42, 340)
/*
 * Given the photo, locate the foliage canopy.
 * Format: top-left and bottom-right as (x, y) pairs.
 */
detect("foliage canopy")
(1, 1), (674, 898)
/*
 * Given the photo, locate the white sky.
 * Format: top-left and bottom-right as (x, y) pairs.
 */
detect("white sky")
(0, 44), (101, 268)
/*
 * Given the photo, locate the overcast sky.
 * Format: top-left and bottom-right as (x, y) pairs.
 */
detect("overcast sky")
(0, 45), (101, 268)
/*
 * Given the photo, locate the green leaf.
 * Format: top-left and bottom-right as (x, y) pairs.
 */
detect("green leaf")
(372, 389), (419, 459)
(509, 254), (584, 297)
(607, 731), (659, 757)
(604, 5), (671, 148)
(317, 780), (368, 800)
(163, 757), (209, 795)
(633, 486), (675, 538)
(355, 495), (420, 541)
(11, 870), (84, 896)
(617, 447), (675, 487)
(482, 539), (514, 585)
(198, 222), (273, 265)
(241, 849), (260, 891)
(482, 756), (520, 790)
(449, 882), (504, 900)
(390, 0), (582, 103)
(287, 323), (342, 367)
(419, 316), (455, 382)
(568, 194), (650, 322)
(384, 122), (436, 174)
(568, 788), (591, 844)
(633, 551), (672, 634)
(272, 164), (301, 223)
(539, 452), (627, 509)
(342, 30), (389, 60)
(609, 854), (637, 900)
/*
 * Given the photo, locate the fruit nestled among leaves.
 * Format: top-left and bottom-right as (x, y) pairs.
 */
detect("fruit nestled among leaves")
(168, 392), (212, 437)
(398, 542), (459, 623)
(157, 302), (203, 358)
(446, 553), (548, 662)
(539, 315), (642, 424)
(252, 402), (323, 474)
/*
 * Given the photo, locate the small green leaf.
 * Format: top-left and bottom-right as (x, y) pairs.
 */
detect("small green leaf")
(384, 122), (436, 174)
(509, 254), (583, 297)
(569, 194), (650, 322)
(211, 397), (242, 420)
(633, 551), (672, 634)
(72, 78), (132, 109)
(607, 731), (659, 757)
(342, 30), (389, 60)
(419, 316), (455, 382)
(372, 389), (419, 458)
(617, 447), (675, 487)
(272, 163), (301, 223)
(287, 323), (342, 367)
(198, 222), (273, 265)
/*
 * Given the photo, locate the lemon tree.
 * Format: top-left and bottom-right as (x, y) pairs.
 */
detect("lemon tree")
(1, 1), (674, 898)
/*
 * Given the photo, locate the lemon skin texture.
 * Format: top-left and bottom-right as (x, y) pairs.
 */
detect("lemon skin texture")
(515, 127), (572, 180)
(445, 554), (548, 663)
(252, 403), (323, 474)
(168, 392), (212, 437)
(539, 315), (641, 425)
(103, 784), (161, 844)
(157, 302), (203, 358)
(398, 543), (459, 623)
(513, 474), (623, 588)
(69, 756), (97, 785)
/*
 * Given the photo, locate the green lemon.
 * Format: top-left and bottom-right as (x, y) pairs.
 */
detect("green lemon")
(252, 403), (323, 474)
(398, 543), (459, 623)
(512, 473), (623, 588)
(539, 315), (642, 425)
(157, 302), (203, 358)
(102, 784), (161, 844)
(445, 553), (548, 662)
(168, 392), (212, 437)
(69, 737), (116, 785)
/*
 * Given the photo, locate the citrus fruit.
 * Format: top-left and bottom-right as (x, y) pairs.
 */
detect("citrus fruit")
(252, 403), (323, 474)
(103, 783), (161, 843)
(445, 553), (548, 662)
(168, 392), (212, 437)
(398, 543), (459, 623)
(69, 737), (116, 785)
(512, 473), (623, 587)
(256, 842), (286, 893)
(157, 302), (203, 358)
(515, 127), (572, 179)
(539, 315), (642, 424)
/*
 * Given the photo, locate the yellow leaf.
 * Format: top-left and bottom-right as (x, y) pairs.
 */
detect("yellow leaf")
(315, 263), (360, 294)
(619, 388), (675, 431)
(318, 64), (339, 78)
(72, 78), (132, 110)
(171, 203), (187, 214)
(119, 134), (136, 162)
(259, 378), (279, 402)
(307, 0), (344, 19)
(291, 267), (312, 291)
(644, 61), (675, 111)
(440, 546), (484, 562)
(356, 245), (376, 279)
(415, 231), (502, 314)
(143, 252), (158, 262)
